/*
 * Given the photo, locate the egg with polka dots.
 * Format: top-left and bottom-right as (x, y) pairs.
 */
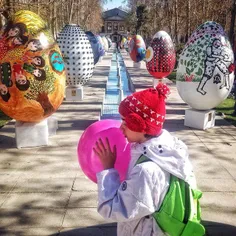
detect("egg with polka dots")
(57, 24), (94, 87)
(0, 10), (66, 122)
(146, 31), (176, 79)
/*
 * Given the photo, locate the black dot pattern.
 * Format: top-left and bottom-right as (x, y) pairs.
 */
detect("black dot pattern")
(57, 24), (94, 86)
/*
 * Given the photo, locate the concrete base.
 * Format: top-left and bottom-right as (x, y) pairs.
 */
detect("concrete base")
(16, 119), (49, 148)
(153, 78), (166, 87)
(47, 115), (58, 136)
(153, 78), (160, 87)
(66, 86), (83, 101)
(133, 61), (141, 68)
(15, 116), (58, 148)
(184, 109), (216, 130)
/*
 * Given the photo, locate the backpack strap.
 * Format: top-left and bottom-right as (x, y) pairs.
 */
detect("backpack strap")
(135, 154), (151, 165)
(135, 154), (205, 236)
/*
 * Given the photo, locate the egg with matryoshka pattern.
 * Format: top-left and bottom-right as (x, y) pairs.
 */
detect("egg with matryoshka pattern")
(176, 21), (234, 110)
(57, 24), (94, 87)
(128, 35), (146, 62)
(146, 31), (176, 79)
(0, 10), (66, 122)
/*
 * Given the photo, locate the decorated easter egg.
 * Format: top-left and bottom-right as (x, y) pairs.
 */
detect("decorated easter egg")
(0, 10), (66, 122)
(101, 36), (109, 51)
(57, 24), (94, 87)
(146, 31), (176, 79)
(125, 37), (132, 52)
(176, 21), (234, 110)
(85, 31), (100, 65)
(128, 35), (146, 62)
(106, 36), (112, 48)
(96, 35), (105, 57)
(120, 37), (127, 49)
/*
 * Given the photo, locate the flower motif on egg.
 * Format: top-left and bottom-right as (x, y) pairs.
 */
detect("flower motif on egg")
(0, 10), (66, 122)
(176, 21), (234, 110)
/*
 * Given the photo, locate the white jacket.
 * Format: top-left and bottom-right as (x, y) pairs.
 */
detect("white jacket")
(96, 129), (194, 236)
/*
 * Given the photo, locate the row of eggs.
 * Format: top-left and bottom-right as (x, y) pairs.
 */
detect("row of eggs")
(0, 10), (112, 122)
(127, 32), (176, 79)
(57, 24), (112, 87)
(0, 9), (234, 123)
(127, 22), (234, 110)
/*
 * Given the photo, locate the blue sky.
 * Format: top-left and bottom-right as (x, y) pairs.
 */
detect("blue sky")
(103, 0), (127, 10)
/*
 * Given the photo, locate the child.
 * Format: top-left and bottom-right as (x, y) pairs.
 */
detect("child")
(93, 84), (195, 236)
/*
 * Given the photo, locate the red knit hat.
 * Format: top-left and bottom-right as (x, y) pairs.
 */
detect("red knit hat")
(119, 83), (170, 135)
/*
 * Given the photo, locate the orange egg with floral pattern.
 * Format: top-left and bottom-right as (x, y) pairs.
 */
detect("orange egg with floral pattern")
(0, 10), (66, 122)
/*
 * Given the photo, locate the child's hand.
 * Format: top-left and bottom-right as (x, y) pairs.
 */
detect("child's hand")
(93, 137), (117, 170)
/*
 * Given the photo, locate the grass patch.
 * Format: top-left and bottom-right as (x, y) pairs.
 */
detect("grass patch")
(0, 110), (11, 128)
(167, 71), (176, 83)
(215, 98), (236, 126)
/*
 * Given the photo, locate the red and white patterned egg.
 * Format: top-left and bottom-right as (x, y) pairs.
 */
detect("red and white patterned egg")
(146, 31), (176, 79)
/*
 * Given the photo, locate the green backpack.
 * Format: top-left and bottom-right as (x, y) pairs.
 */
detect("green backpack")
(136, 155), (205, 236)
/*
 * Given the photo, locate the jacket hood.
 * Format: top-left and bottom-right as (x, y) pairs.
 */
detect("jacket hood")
(131, 129), (193, 182)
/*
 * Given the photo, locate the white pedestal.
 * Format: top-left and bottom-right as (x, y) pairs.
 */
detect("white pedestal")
(184, 109), (216, 130)
(153, 78), (166, 87)
(133, 61), (141, 68)
(15, 116), (58, 148)
(47, 115), (58, 136)
(153, 78), (159, 87)
(66, 86), (83, 101)
(16, 119), (48, 148)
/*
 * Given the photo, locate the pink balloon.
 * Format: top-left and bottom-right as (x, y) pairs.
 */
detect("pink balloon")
(77, 119), (131, 183)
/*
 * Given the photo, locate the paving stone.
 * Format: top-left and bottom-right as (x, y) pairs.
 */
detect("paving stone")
(0, 227), (60, 236)
(1, 192), (70, 209)
(62, 208), (108, 228)
(11, 177), (75, 193)
(68, 191), (98, 208)
(0, 208), (65, 228)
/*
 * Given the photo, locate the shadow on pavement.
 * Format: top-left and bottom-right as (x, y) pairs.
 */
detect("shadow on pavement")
(203, 221), (236, 236)
(49, 221), (236, 236)
(52, 223), (117, 236)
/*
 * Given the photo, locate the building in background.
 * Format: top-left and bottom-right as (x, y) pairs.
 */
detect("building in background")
(101, 8), (129, 42)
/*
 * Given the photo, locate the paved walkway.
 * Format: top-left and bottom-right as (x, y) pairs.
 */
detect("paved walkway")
(0, 48), (236, 236)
